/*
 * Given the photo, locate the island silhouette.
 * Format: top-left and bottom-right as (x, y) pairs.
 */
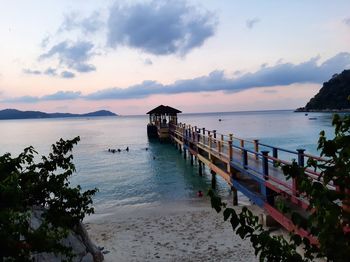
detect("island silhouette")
(0, 109), (117, 120)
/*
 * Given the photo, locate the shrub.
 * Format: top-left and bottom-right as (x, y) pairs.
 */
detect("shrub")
(0, 137), (97, 261)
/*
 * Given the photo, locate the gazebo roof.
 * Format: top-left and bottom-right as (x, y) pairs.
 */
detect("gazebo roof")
(146, 105), (182, 115)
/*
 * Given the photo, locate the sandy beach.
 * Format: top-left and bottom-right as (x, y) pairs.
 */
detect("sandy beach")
(85, 198), (262, 262)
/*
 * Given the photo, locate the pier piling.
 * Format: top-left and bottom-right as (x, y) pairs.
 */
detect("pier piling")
(211, 170), (216, 189)
(261, 151), (269, 179)
(232, 187), (238, 206)
(253, 139), (259, 160)
(272, 147), (278, 165)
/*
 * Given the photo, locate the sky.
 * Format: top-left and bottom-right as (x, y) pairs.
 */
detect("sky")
(0, 0), (350, 115)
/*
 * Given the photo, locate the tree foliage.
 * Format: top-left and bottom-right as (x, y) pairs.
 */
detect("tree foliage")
(301, 69), (350, 111)
(0, 137), (97, 261)
(209, 114), (350, 261)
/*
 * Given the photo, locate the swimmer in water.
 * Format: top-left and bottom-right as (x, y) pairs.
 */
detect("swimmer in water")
(197, 190), (203, 197)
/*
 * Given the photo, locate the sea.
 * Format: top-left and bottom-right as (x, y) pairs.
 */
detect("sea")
(0, 110), (337, 214)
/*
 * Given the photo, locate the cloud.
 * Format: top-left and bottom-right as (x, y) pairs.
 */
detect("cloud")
(85, 52), (350, 99)
(144, 58), (153, 65)
(7, 53), (350, 103)
(39, 41), (96, 73)
(23, 69), (42, 75)
(3, 95), (39, 103)
(344, 18), (350, 26)
(261, 89), (278, 94)
(59, 11), (104, 34)
(276, 58), (284, 64)
(61, 71), (75, 78)
(41, 91), (81, 100)
(22, 67), (77, 78)
(3, 91), (81, 103)
(73, 63), (96, 73)
(23, 68), (57, 76)
(44, 67), (57, 76)
(246, 18), (260, 29)
(40, 36), (50, 48)
(107, 0), (217, 56)
(58, 12), (77, 32)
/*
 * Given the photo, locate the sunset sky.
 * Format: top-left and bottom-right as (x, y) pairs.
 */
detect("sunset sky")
(1, 0), (350, 115)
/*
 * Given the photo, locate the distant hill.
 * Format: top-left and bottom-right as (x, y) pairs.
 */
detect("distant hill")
(296, 69), (350, 112)
(0, 109), (117, 120)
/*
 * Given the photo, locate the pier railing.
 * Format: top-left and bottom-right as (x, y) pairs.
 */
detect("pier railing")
(169, 122), (334, 243)
(171, 122), (328, 185)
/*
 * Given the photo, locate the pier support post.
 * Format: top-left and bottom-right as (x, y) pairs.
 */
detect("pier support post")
(261, 151), (269, 179)
(202, 128), (206, 144)
(294, 149), (305, 196)
(227, 140), (233, 173)
(211, 170), (216, 189)
(242, 149), (248, 168)
(208, 135), (212, 160)
(253, 139), (259, 160)
(261, 151), (274, 205)
(190, 154), (193, 165)
(221, 134), (224, 151)
(297, 149), (305, 167)
(198, 160), (203, 176)
(240, 140), (245, 156)
(232, 186), (238, 206)
(272, 147), (278, 165)
(183, 148), (187, 159)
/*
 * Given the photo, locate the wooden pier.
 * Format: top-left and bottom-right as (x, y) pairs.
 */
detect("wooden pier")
(168, 122), (331, 244)
(145, 105), (335, 243)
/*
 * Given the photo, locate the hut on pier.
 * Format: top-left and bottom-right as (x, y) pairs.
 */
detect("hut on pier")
(146, 105), (181, 140)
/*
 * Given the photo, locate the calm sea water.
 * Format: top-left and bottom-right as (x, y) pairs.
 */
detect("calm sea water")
(0, 110), (336, 213)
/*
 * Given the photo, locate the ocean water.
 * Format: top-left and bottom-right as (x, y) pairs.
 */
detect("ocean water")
(0, 110), (337, 213)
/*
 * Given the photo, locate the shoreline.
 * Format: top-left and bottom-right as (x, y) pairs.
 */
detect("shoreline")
(85, 198), (263, 261)
(294, 108), (350, 113)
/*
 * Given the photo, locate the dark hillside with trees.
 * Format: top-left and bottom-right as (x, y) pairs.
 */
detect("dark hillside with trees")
(296, 69), (350, 111)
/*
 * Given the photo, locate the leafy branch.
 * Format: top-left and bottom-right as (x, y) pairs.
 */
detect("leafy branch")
(209, 114), (350, 261)
(0, 137), (98, 261)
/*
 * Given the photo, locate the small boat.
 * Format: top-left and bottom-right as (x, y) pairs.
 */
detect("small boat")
(305, 113), (308, 116)
(308, 117), (317, 120)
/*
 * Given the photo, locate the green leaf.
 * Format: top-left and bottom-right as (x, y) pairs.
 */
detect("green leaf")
(223, 208), (233, 221)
